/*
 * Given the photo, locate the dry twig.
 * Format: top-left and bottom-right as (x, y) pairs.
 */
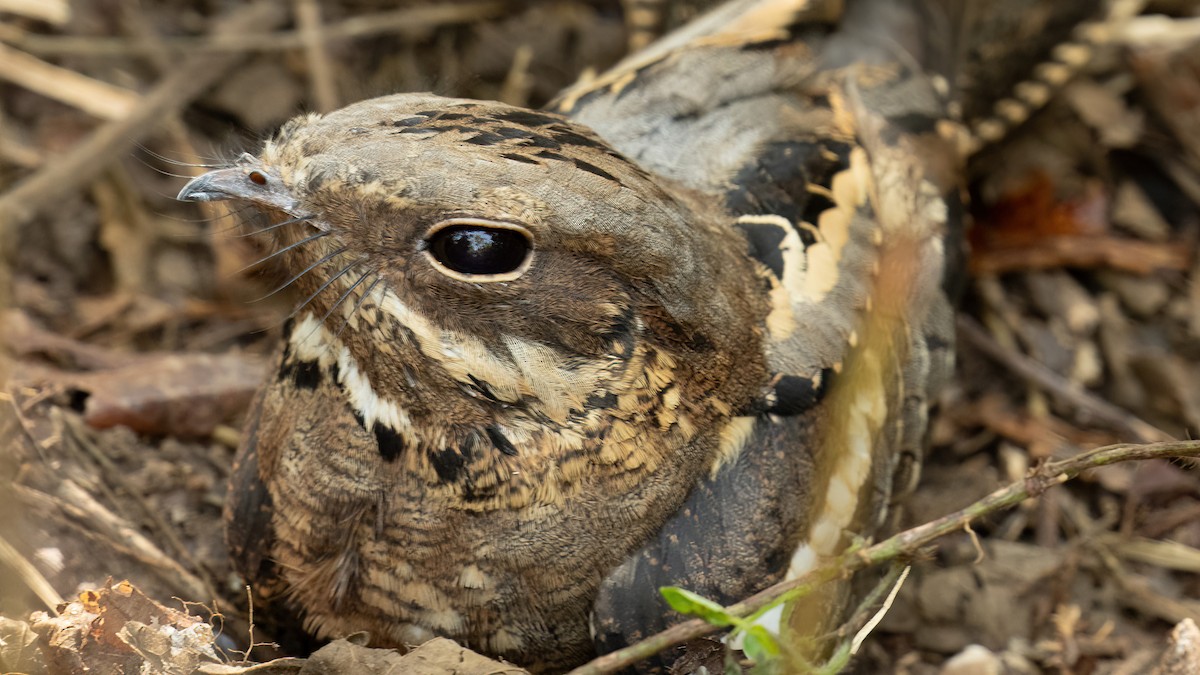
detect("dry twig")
(294, 0), (340, 113)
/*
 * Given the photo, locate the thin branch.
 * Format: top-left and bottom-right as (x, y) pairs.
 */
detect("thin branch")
(566, 440), (1200, 675)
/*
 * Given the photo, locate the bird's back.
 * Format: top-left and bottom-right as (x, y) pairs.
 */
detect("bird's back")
(546, 0), (1118, 662)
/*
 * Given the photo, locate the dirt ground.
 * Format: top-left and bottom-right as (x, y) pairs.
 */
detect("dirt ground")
(2, 1), (1200, 674)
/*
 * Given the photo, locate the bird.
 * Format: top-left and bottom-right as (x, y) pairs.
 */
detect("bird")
(178, 0), (1111, 671)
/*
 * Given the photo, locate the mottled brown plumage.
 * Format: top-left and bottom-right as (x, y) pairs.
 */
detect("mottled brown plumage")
(179, 0), (1120, 671)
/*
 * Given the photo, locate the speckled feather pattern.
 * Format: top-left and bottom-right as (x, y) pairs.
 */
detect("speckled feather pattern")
(182, 0), (1122, 672)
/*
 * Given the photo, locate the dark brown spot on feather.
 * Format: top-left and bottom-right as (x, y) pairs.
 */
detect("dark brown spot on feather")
(500, 153), (540, 165)
(572, 158), (618, 183)
(881, 112), (940, 144)
(279, 358), (321, 390)
(493, 109), (559, 127)
(390, 116), (427, 127)
(550, 128), (607, 150)
(585, 392), (619, 409)
(466, 374), (503, 403)
(735, 220), (788, 279)
(465, 131), (507, 146)
(494, 126), (536, 139)
(801, 190), (836, 229)
(373, 423), (406, 462)
(768, 370), (831, 415)
(521, 134), (561, 150)
(485, 425), (518, 456)
(599, 305), (637, 354)
(430, 448), (467, 482)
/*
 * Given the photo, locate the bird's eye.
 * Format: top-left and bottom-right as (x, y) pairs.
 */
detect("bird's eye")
(425, 220), (532, 280)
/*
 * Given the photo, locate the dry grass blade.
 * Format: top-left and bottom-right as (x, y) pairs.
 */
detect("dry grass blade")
(1106, 536), (1200, 574)
(0, 0), (69, 24)
(0, 531), (64, 614)
(0, 42), (138, 120)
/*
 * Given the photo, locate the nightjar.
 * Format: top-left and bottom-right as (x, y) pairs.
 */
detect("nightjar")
(177, 0), (1106, 670)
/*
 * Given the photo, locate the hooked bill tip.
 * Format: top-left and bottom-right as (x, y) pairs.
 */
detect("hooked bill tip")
(177, 174), (224, 202)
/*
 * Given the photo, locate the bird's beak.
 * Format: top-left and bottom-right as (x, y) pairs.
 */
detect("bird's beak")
(178, 164), (299, 215)
(177, 168), (242, 202)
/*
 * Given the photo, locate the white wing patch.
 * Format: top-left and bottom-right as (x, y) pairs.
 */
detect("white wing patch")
(743, 147), (883, 383)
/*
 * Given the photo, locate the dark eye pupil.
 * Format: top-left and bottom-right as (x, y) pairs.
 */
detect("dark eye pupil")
(428, 225), (530, 276)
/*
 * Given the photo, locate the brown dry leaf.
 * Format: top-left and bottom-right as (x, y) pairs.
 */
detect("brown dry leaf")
(1132, 41), (1200, 166)
(10, 351), (267, 437)
(970, 172), (1192, 275)
(119, 619), (218, 674)
(1063, 80), (1143, 149)
(92, 170), (155, 295)
(1153, 618), (1200, 675)
(300, 637), (529, 675)
(974, 171), (1110, 244)
(971, 234), (1192, 276)
(1111, 181), (1172, 242)
(26, 579), (220, 674)
(0, 615), (48, 675)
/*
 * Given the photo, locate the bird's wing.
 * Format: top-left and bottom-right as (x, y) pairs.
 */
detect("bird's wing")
(574, 0), (1116, 661)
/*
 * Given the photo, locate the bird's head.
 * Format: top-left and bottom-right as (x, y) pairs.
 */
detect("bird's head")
(181, 93), (770, 499)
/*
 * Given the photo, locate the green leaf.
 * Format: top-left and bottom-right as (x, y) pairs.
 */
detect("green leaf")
(659, 587), (737, 627)
(741, 625), (783, 667)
